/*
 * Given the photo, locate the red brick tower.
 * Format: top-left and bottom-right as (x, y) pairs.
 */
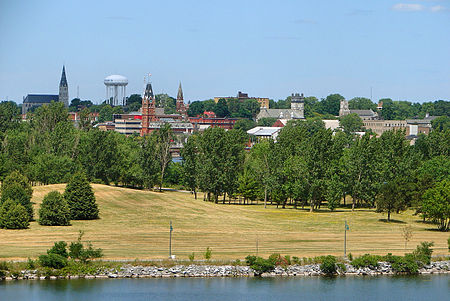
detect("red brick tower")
(140, 82), (157, 136)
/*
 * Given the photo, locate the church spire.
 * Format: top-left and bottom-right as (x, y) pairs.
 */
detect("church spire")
(177, 82), (183, 101)
(60, 65), (68, 87)
(59, 65), (69, 107)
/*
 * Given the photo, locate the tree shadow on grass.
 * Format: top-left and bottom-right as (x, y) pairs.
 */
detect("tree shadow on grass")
(378, 218), (406, 224)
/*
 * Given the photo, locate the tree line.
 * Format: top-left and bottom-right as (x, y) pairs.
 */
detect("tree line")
(0, 100), (449, 231)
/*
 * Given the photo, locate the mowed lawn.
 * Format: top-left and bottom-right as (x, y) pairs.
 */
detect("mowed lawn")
(0, 184), (448, 260)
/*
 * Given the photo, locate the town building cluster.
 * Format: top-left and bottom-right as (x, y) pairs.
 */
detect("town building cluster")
(21, 66), (438, 149)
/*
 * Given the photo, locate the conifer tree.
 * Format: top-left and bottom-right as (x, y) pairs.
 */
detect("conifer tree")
(64, 172), (99, 220)
(0, 199), (29, 229)
(0, 171), (33, 221)
(39, 191), (71, 226)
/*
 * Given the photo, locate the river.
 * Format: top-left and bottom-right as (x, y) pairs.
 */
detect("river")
(0, 275), (448, 300)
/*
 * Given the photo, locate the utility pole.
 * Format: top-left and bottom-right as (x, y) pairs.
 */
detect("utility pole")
(169, 221), (173, 258)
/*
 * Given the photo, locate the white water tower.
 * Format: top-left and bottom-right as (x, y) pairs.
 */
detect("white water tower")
(104, 74), (128, 106)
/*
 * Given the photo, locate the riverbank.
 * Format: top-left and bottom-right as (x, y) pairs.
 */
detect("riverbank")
(1, 261), (449, 281)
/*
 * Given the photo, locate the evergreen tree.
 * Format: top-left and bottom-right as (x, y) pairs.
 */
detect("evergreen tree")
(0, 199), (29, 229)
(39, 191), (71, 226)
(64, 172), (99, 220)
(0, 171), (33, 221)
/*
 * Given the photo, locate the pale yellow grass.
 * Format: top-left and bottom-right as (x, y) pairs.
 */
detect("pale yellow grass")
(0, 184), (448, 260)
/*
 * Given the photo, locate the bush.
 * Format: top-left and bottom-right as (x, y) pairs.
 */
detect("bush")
(412, 242), (434, 266)
(0, 199), (30, 229)
(39, 191), (71, 226)
(188, 252), (195, 262)
(39, 253), (68, 269)
(448, 237), (450, 251)
(0, 171), (33, 221)
(64, 172), (99, 220)
(245, 255), (276, 275)
(351, 254), (381, 269)
(204, 247), (212, 260)
(0, 261), (9, 270)
(26, 258), (36, 269)
(268, 253), (289, 266)
(48, 241), (69, 258)
(68, 231), (103, 263)
(388, 254), (419, 274)
(320, 255), (337, 276)
(292, 256), (300, 264)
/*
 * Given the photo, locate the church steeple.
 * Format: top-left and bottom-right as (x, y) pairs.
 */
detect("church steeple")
(59, 65), (69, 107)
(177, 82), (183, 101)
(176, 82), (187, 119)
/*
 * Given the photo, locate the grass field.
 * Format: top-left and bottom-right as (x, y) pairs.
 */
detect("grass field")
(0, 184), (448, 260)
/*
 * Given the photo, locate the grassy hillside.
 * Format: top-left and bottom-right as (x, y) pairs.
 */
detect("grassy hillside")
(0, 184), (448, 260)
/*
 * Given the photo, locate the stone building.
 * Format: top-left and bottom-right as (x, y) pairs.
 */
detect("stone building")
(256, 93), (305, 121)
(339, 99), (378, 120)
(22, 66), (68, 114)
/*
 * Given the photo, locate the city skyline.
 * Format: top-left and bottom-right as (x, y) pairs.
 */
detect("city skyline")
(1, 0), (449, 104)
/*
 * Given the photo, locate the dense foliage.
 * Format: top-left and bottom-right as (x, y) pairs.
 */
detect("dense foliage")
(39, 191), (71, 226)
(0, 199), (30, 229)
(64, 172), (99, 220)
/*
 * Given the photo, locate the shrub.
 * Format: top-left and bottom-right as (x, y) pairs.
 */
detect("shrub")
(448, 237), (450, 251)
(292, 256), (300, 264)
(26, 258), (36, 270)
(268, 253), (289, 266)
(252, 257), (275, 275)
(351, 254), (381, 269)
(320, 255), (337, 276)
(68, 231), (103, 263)
(245, 255), (257, 266)
(0, 171), (33, 221)
(188, 252), (195, 262)
(284, 255), (291, 265)
(348, 253), (353, 261)
(336, 262), (347, 272)
(0, 261), (9, 270)
(48, 241), (69, 258)
(0, 199), (30, 229)
(39, 191), (71, 226)
(388, 254), (419, 274)
(64, 172), (99, 220)
(39, 253), (68, 269)
(204, 247), (212, 260)
(412, 242), (434, 266)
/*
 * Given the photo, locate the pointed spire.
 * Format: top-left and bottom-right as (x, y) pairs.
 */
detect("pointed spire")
(177, 82), (183, 101)
(60, 65), (68, 87)
(144, 82), (154, 99)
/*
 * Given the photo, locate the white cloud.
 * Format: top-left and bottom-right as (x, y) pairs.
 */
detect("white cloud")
(430, 5), (446, 12)
(392, 3), (425, 11)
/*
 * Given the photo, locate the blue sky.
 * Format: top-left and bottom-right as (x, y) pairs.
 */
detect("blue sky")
(0, 0), (449, 104)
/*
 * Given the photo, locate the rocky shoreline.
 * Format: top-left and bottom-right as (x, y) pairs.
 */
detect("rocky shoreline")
(1, 261), (449, 281)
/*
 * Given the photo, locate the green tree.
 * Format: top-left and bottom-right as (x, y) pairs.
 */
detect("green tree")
(181, 135), (199, 198)
(98, 104), (113, 122)
(214, 98), (230, 118)
(233, 119), (256, 132)
(187, 101), (204, 117)
(348, 97), (376, 110)
(422, 180), (450, 231)
(339, 113), (364, 133)
(319, 94), (344, 116)
(64, 172), (99, 220)
(0, 101), (20, 134)
(139, 134), (159, 189)
(32, 101), (69, 133)
(154, 123), (174, 191)
(0, 199), (30, 229)
(257, 117), (277, 127)
(431, 116), (450, 132)
(39, 191), (71, 226)
(0, 171), (33, 220)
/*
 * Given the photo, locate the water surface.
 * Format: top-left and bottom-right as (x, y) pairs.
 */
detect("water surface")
(1, 275), (448, 301)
